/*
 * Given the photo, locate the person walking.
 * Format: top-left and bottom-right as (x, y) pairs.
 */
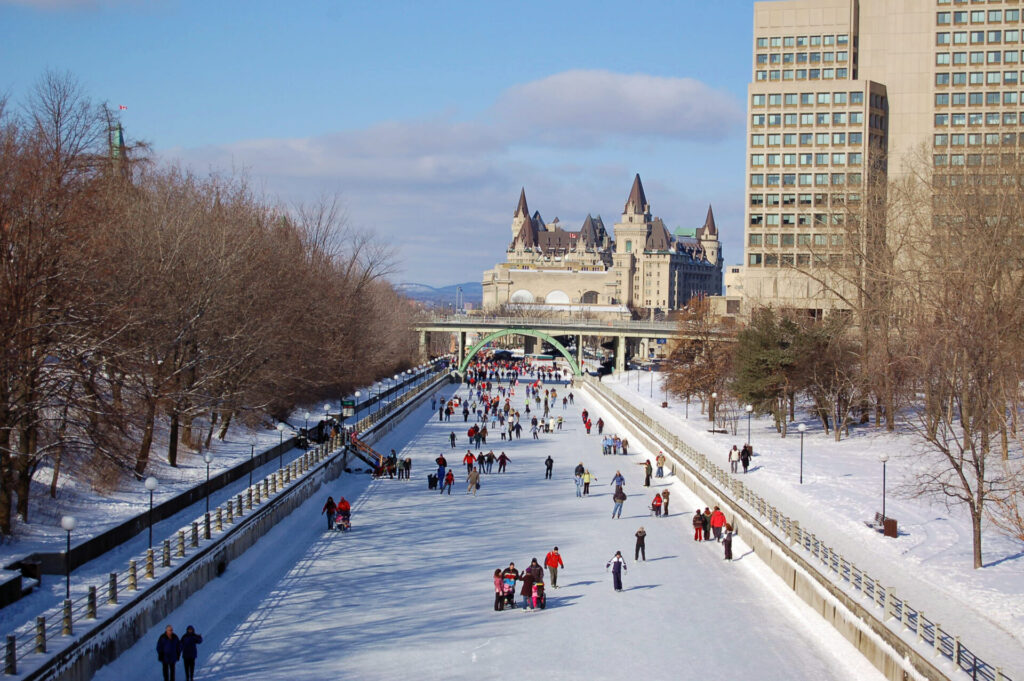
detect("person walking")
(692, 510), (704, 541)
(442, 469), (455, 495)
(467, 466), (480, 496)
(634, 527), (647, 561)
(651, 492), (663, 517)
(606, 551), (627, 591)
(740, 444), (751, 474)
(156, 625), (182, 681)
(180, 625), (203, 681)
(450, 431), (457, 448)
(728, 445), (740, 473)
(574, 473), (583, 497)
(702, 508), (713, 541)
(641, 460), (653, 487)
(582, 470), (594, 496)
(463, 450), (475, 474)
(612, 485), (627, 519)
(497, 452), (510, 473)
(723, 524), (734, 560)
(655, 452), (666, 478)
(710, 506), (727, 541)
(661, 489), (670, 516)
(621, 438), (629, 456)
(544, 455), (554, 479)
(597, 418), (605, 434)
(321, 496), (337, 530)
(544, 547), (564, 588)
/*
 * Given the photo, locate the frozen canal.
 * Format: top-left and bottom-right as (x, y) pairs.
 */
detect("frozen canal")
(95, 379), (881, 681)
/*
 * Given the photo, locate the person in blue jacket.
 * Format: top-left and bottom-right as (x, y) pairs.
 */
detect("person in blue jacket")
(180, 625), (204, 681)
(156, 625), (182, 681)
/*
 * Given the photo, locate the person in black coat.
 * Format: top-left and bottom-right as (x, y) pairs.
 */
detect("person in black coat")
(180, 625), (203, 681)
(544, 456), (554, 479)
(606, 551), (627, 591)
(634, 527), (647, 561)
(723, 524), (734, 561)
(156, 625), (182, 681)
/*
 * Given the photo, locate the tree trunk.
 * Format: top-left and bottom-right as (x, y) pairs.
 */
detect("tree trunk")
(134, 399), (157, 477)
(971, 504), (983, 569)
(204, 410), (217, 449)
(217, 410), (233, 440)
(0, 431), (12, 535)
(168, 411), (180, 467)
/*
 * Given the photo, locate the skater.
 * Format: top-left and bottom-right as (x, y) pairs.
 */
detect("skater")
(640, 460), (653, 487)
(463, 450), (476, 474)
(710, 506), (727, 540)
(582, 470), (594, 496)
(723, 524), (734, 560)
(180, 625), (203, 681)
(519, 566), (536, 610)
(156, 625), (182, 681)
(612, 485), (626, 519)
(655, 452), (666, 478)
(502, 563), (520, 609)
(702, 508), (713, 541)
(335, 497), (351, 530)
(493, 569), (505, 611)
(450, 432), (457, 448)
(321, 495), (337, 530)
(574, 473), (583, 497)
(621, 438), (629, 456)
(544, 547), (564, 588)
(597, 418), (604, 434)
(441, 469), (455, 495)
(661, 489), (670, 516)
(728, 445), (740, 473)
(544, 455), (554, 479)
(404, 457), (412, 480)
(740, 444), (752, 474)
(435, 455), (447, 485)
(497, 452), (510, 472)
(610, 470), (625, 488)
(467, 466), (480, 495)
(606, 551), (627, 591)
(692, 510), (704, 541)
(651, 492), (663, 517)
(634, 527), (646, 561)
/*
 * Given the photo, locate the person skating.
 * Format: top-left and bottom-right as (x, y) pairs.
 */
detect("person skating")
(544, 547), (564, 588)
(574, 462), (584, 477)
(640, 460), (653, 487)
(180, 625), (203, 681)
(728, 445), (740, 473)
(442, 469), (455, 495)
(692, 510), (704, 541)
(463, 450), (475, 474)
(582, 470), (594, 496)
(612, 485), (627, 519)
(497, 452), (510, 472)
(435, 455), (447, 485)
(502, 563), (520, 609)
(156, 625), (182, 681)
(655, 452), (666, 478)
(621, 438), (629, 456)
(597, 417), (604, 434)
(321, 495), (337, 530)
(544, 455), (554, 480)
(710, 506), (727, 540)
(493, 569), (505, 611)
(467, 466), (480, 495)
(634, 527), (647, 561)
(723, 524), (734, 560)
(449, 431), (457, 448)
(610, 470), (625, 488)
(519, 567), (536, 610)
(702, 508), (713, 541)
(651, 493), (663, 517)
(740, 444), (752, 474)
(661, 489), (670, 516)
(606, 551), (627, 591)
(574, 473), (583, 497)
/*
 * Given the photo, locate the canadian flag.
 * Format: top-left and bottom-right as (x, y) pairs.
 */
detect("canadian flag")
(118, 105), (127, 110)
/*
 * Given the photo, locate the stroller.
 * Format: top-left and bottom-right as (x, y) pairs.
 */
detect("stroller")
(499, 576), (516, 610)
(532, 581), (547, 610)
(334, 509), (351, 532)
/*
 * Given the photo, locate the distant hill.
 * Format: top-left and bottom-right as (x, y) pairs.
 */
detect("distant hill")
(395, 281), (483, 307)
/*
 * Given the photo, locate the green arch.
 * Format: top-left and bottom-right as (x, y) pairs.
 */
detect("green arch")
(458, 329), (581, 375)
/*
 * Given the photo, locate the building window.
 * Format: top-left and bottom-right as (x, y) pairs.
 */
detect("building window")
(625, 240), (632, 253)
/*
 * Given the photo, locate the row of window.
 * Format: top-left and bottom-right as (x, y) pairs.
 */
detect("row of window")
(756, 35), (849, 49)
(937, 9), (1021, 24)
(937, 29), (1023, 47)
(747, 253), (844, 267)
(937, 49), (1024, 64)
(936, 90), (1024, 104)
(934, 152), (1020, 165)
(752, 111), (866, 126)
(756, 52), (849, 65)
(751, 132), (865, 146)
(749, 193), (861, 208)
(936, 69), (1024, 85)
(935, 131), (1021, 144)
(749, 233), (844, 247)
(935, 111), (1024, 124)
(751, 213), (850, 228)
(755, 68), (850, 81)
(939, 0), (1020, 5)
(752, 91), (866, 106)
(750, 173), (863, 187)
(751, 152), (864, 166)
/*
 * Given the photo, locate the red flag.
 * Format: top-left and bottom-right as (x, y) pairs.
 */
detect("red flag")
(118, 105), (127, 110)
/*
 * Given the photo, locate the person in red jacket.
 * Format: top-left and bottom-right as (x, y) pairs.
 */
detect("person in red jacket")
(651, 492), (663, 517)
(544, 547), (565, 588)
(335, 497), (351, 530)
(463, 450), (476, 473)
(710, 506), (728, 541)
(442, 469), (455, 495)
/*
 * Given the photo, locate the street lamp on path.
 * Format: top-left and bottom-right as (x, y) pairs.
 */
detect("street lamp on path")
(745, 404), (754, 445)
(60, 515), (76, 600)
(248, 435), (256, 488)
(204, 453), (213, 514)
(879, 453), (890, 520)
(797, 423), (806, 484)
(144, 476), (158, 548)
(276, 423), (286, 469)
(710, 392), (717, 425)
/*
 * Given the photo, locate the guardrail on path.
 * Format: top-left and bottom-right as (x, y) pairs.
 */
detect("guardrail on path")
(581, 376), (1013, 681)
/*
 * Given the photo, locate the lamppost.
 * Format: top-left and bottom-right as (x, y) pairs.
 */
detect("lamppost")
(144, 476), (158, 548)
(204, 453), (213, 513)
(797, 423), (807, 484)
(247, 436), (256, 489)
(650, 367), (654, 398)
(276, 422), (286, 469)
(61, 515), (76, 600)
(303, 410), (310, 435)
(711, 392), (717, 426)
(745, 404), (754, 445)
(879, 453), (889, 520)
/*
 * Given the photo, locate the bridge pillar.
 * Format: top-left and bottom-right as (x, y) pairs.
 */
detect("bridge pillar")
(458, 331), (467, 365)
(524, 335), (538, 355)
(575, 334), (583, 371)
(418, 331), (430, 361)
(614, 335), (626, 373)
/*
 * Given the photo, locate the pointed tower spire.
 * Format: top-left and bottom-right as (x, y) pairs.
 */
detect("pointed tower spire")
(514, 187), (529, 218)
(702, 204), (718, 236)
(624, 174), (649, 214)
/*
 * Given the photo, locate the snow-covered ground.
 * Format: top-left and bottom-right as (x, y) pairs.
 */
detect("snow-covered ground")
(92, 378), (882, 681)
(603, 370), (1024, 677)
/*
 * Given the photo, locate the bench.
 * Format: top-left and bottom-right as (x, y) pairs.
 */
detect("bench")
(865, 512), (898, 538)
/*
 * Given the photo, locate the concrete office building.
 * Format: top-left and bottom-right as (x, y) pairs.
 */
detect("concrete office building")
(730, 0), (1017, 315)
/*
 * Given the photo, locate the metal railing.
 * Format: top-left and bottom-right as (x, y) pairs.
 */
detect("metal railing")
(582, 375), (1013, 681)
(421, 315), (684, 333)
(2, 369), (447, 679)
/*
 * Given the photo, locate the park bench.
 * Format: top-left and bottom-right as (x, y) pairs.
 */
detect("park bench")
(865, 511), (898, 538)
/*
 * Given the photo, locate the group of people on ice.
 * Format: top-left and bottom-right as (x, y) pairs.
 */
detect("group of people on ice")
(692, 505), (734, 560)
(321, 495), (352, 531)
(494, 548), (566, 611)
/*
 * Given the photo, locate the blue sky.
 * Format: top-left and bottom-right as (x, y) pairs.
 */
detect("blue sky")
(2, 0), (756, 286)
